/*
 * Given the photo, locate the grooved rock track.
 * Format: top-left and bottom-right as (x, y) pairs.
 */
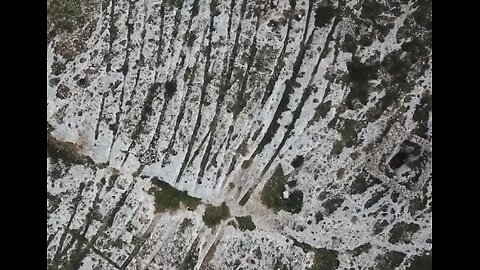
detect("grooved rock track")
(47, 0), (432, 269)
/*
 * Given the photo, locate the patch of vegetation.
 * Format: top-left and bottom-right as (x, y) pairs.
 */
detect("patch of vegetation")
(315, 211), (324, 224)
(342, 34), (358, 54)
(179, 218), (194, 234)
(203, 202), (231, 228)
(242, 159), (253, 169)
(345, 57), (379, 110)
(351, 243), (372, 257)
(412, 0), (432, 30)
(379, 88), (400, 111)
(51, 60), (67, 76)
(336, 168), (345, 179)
(238, 139), (249, 156)
(291, 155), (305, 168)
(373, 220), (389, 234)
(236, 216), (256, 231)
(409, 196), (428, 215)
(47, 0), (95, 39)
(283, 190), (304, 214)
(361, 0), (386, 21)
(48, 160), (68, 180)
(348, 57), (378, 83)
(364, 189), (387, 209)
(365, 52), (414, 122)
(389, 222), (421, 244)
(191, 0), (200, 17)
(210, 0), (221, 17)
(359, 31), (375, 47)
(322, 197), (345, 216)
(382, 52), (410, 88)
(315, 2), (338, 28)
(330, 140), (344, 156)
(375, 251), (406, 270)
(291, 238), (314, 253)
(340, 119), (363, 148)
(330, 118), (365, 156)
(309, 101), (332, 125)
(287, 180), (298, 188)
(151, 178), (201, 212)
(165, 80), (178, 100)
(261, 166), (304, 214)
(402, 37), (431, 65)
(253, 247), (262, 259)
(262, 166), (287, 211)
(350, 174), (368, 195)
(390, 191), (400, 203)
(413, 93), (432, 138)
(407, 252), (432, 270)
(311, 248), (340, 270)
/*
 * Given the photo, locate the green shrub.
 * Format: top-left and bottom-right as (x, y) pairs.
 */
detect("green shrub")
(203, 203), (231, 228)
(151, 178), (201, 212)
(236, 216), (256, 231)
